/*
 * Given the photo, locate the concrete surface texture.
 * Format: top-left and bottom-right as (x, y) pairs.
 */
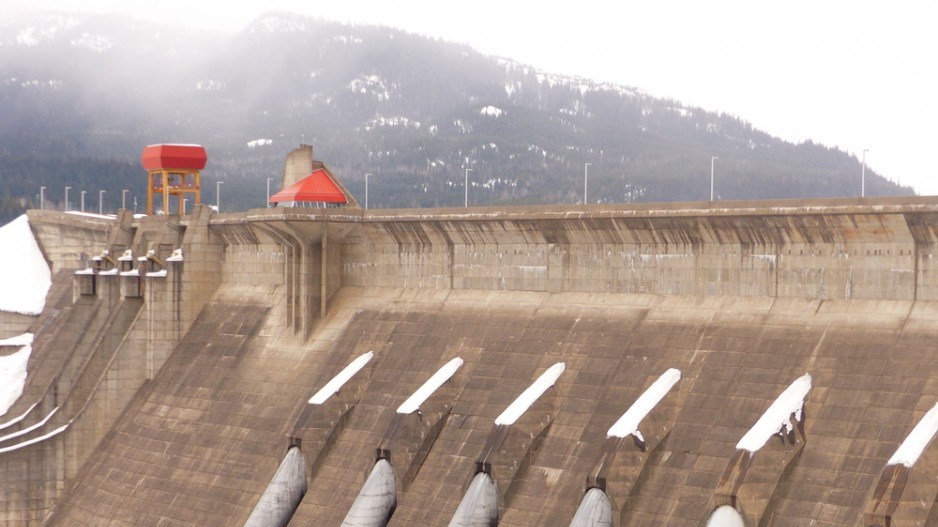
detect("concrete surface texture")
(2, 197), (938, 526)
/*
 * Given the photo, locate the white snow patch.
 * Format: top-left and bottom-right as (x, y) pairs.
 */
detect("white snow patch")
(0, 342), (31, 417)
(65, 211), (115, 220)
(329, 35), (363, 45)
(495, 362), (565, 425)
(887, 401), (938, 467)
(0, 215), (51, 315)
(69, 33), (112, 52)
(397, 357), (463, 414)
(607, 368), (681, 441)
(0, 333), (33, 347)
(0, 406), (58, 443)
(247, 138), (273, 148)
(0, 423), (69, 454)
(348, 75), (392, 101)
(167, 248), (184, 262)
(308, 351), (374, 405)
(195, 79), (226, 92)
(362, 115), (421, 131)
(146, 269), (167, 277)
(668, 106), (692, 118)
(453, 119), (472, 134)
(736, 374), (811, 453)
(480, 106), (504, 118)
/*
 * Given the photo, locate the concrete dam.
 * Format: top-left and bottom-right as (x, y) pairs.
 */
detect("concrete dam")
(3, 196), (938, 526)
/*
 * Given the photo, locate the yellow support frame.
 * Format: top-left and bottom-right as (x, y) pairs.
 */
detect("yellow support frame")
(147, 169), (201, 215)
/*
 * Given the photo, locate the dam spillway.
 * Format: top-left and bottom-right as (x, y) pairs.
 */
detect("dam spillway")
(2, 197), (938, 525)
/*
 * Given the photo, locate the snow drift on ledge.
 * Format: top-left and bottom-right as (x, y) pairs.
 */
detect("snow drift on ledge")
(0, 215), (52, 315)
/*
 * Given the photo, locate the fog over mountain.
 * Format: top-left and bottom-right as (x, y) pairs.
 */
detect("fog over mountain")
(0, 12), (913, 221)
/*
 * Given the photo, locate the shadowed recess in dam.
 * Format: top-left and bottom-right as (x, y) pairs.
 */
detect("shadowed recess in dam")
(37, 288), (938, 526)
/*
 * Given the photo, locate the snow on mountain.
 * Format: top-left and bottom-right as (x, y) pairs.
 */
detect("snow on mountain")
(10, 14), (81, 47)
(348, 75), (393, 101)
(0, 215), (52, 316)
(361, 115), (421, 131)
(480, 106), (504, 118)
(69, 32), (113, 52)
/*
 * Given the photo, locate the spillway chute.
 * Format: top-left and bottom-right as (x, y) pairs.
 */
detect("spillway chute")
(244, 446), (308, 527)
(706, 505), (745, 527)
(447, 471), (498, 527)
(568, 487), (613, 527)
(340, 459), (397, 527)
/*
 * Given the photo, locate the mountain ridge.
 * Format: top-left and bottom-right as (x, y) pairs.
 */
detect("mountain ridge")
(0, 11), (912, 222)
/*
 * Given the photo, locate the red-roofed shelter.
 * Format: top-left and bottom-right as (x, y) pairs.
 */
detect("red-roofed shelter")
(141, 144), (207, 215)
(269, 168), (348, 207)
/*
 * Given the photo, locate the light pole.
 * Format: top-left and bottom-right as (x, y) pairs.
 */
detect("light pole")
(216, 181), (223, 211)
(65, 186), (71, 212)
(122, 189), (128, 210)
(99, 190), (105, 214)
(710, 156), (718, 201)
(40, 186), (45, 210)
(266, 178), (273, 208)
(584, 162), (591, 204)
(861, 149), (869, 197)
(465, 168), (472, 207)
(81, 190), (86, 212)
(365, 173), (371, 209)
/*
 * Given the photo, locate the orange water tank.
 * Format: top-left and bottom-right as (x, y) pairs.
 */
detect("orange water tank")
(141, 144), (207, 215)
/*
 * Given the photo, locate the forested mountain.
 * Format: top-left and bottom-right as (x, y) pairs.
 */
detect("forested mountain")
(0, 12), (913, 223)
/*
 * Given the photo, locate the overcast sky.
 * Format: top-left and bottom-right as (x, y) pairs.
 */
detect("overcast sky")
(3, 0), (937, 195)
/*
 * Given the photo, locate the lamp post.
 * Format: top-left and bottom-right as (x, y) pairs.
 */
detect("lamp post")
(266, 178), (273, 208)
(584, 162), (591, 205)
(81, 190), (86, 212)
(65, 186), (71, 212)
(216, 181), (223, 211)
(99, 190), (106, 215)
(861, 149), (869, 197)
(365, 173), (371, 209)
(464, 168), (472, 207)
(710, 156), (718, 201)
(122, 189), (128, 210)
(40, 186), (45, 210)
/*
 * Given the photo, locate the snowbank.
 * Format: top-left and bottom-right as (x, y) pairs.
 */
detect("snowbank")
(0, 335), (33, 417)
(0, 215), (52, 315)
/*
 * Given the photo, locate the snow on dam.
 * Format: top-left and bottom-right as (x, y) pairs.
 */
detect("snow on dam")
(4, 197), (938, 526)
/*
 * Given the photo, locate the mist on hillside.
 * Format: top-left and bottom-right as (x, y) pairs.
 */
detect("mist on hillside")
(0, 12), (913, 221)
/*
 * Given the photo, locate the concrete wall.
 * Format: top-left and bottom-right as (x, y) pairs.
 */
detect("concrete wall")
(9, 197), (938, 526)
(340, 200), (938, 301)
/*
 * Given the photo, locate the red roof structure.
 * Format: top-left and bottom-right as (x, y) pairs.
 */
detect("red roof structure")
(269, 168), (348, 204)
(140, 144), (207, 171)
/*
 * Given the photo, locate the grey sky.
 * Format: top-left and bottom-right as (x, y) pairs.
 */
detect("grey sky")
(3, 0), (936, 195)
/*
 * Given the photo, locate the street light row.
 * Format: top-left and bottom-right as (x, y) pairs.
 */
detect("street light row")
(40, 185), (224, 214)
(52, 186), (129, 213)
(39, 153), (873, 215)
